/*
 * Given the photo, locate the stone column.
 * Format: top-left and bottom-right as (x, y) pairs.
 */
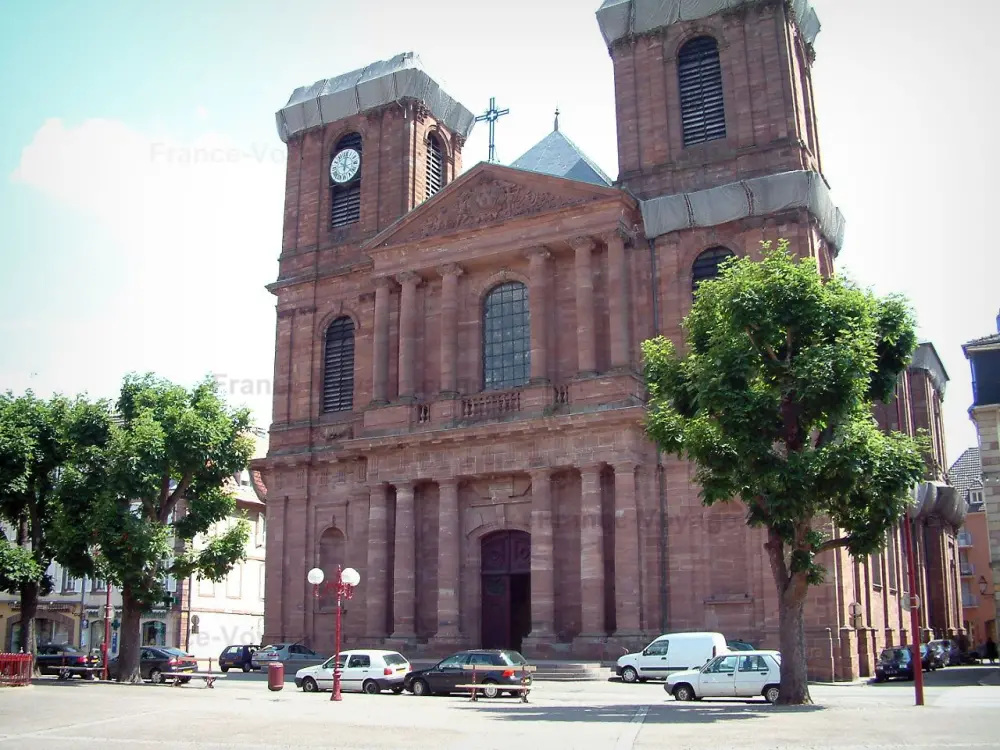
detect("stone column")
(436, 478), (461, 639)
(390, 481), (416, 639)
(396, 271), (420, 401)
(371, 277), (392, 405)
(605, 231), (630, 369)
(437, 264), (463, 396)
(365, 483), (390, 638)
(571, 236), (597, 375)
(528, 468), (555, 637)
(579, 463), (605, 636)
(525, 247), (551, 383)
(613, 461), (641, 634)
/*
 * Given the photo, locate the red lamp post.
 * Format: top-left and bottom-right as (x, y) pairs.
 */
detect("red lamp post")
(308, 565), (361, 702)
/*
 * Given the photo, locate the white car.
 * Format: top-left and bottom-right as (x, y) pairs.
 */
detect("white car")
(665, 650), (782, 703)
(295, 649), (411, 694)
(616, 632), (729, 683)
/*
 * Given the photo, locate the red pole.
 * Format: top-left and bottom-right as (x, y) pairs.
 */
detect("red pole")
(102, 584), (112, 681)
(902, 517), (924, 706)
(332, 566), (343, 702)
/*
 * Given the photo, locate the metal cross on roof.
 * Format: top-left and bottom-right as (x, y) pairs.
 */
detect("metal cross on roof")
(475, 97), (510, 163)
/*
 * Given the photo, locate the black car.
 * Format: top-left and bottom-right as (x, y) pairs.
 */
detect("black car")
(108, 647), (199, 683)
(727, 640), (756, 652)
(874, 645), (935, 682)
(36, 643), (101, 679)
(403, 649), (531, 698)
(219, 644), (259, 672)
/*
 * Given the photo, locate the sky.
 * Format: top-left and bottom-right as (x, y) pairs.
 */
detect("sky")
(0, 0), (997, 468)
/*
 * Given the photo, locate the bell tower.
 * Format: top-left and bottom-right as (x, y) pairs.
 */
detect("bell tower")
(597, 0), (824, 198)
(274, 53), (476, 263)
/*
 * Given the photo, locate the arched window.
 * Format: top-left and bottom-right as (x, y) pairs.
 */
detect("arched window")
(483, 281), (530, 391)
(426, 133), (445, 200)
(678, 36), (726, 147)
(322, 316), (355, 413)
(692, 247), (735, 291)
(330, 132), (362, 228)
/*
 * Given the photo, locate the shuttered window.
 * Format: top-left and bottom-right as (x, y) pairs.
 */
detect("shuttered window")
(483, 282), (530, 391)
(322, 316), (355, 412)
(678, 36), (726, 147)
(331, 133), (362, 228)
(692, 247), (735, 290)
(426, 134), (444, 199)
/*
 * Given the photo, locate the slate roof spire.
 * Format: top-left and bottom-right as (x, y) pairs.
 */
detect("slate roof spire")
(509, 118), (612, 188)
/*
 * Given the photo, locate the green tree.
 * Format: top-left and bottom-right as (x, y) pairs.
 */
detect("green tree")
(0, 392), (113, 662)
(61, 374), (254, 683)
(642, 241), (925, 705)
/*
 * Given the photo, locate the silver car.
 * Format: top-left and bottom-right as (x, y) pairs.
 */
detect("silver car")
(251, 643), (324, 670)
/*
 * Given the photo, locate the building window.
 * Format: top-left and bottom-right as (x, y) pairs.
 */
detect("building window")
(61, 568), (79, 593)
(255, 511), (265, 548)
(142, 621), (167, 646)
(870, 554), (883, 588)
(678, 36), (726, 147)
(226, 565), (242, 599)
(426, 133), (445, 200)
(198, 576), (215, 598)
(483, 281), (530, 391)
(91, 578), (107, 593)
(330, 132), (362, 228)
(692, 247), (735, 290)
(887, 530), (898, 591)
(322, 316), (355, 413)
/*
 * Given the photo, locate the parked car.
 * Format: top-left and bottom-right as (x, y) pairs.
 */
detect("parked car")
(403, 649), (530, 698)
(927, 639), (962, 666)
(251, 643), (323, 670)
(665, 651), (782, 703)
(727, 639), (756, 652)
(36, 643), (101, 679)
(218, 644), (259, 673)
(107, 646), (199, 683)
(295, 649), (411, 694)
(873, 645), (937, 682)
(924, 642), (947, 670)
(616, 632), (730, 683)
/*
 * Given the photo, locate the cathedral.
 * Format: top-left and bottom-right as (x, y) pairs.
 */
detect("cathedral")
(256, 0), (964, 680)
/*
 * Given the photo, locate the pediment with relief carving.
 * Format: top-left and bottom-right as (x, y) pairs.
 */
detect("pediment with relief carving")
(365, 163), (621, 250)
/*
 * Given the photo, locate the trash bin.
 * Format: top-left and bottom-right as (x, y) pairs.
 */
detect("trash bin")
(267, 661), (284, 692)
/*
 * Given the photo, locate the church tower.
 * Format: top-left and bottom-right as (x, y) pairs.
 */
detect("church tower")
(274, 53), (475, 264)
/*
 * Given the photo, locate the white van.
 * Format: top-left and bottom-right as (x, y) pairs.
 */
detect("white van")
(615, 632), (729, 683)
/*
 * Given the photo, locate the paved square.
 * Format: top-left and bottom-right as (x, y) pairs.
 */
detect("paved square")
(2, 668), (999, 749)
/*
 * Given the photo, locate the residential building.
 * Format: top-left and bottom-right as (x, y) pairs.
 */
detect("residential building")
(963, 314), (1000, 638)
(255, 0), (961, 680)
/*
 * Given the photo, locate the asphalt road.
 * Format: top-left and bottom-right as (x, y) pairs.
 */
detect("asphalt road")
(1, 665), (997, 749)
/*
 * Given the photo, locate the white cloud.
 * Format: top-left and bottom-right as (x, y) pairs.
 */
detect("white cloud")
(7, 118), (282, 426)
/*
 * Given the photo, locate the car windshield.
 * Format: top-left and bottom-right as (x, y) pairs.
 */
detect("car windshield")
(383, 653), (408, 667)
(880, 648), (908, 663)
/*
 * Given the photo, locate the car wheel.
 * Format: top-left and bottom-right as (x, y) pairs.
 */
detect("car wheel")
(242, 663), (251, 673)
(149, 669), (164, 684)
(391, 686), (404, 695)
(621, 666), (639, 684)
(481, 680), (500, 699)
(764, 685), (781, 704)
(362, 680), (380, 695)
(220, 665), (229, 673)
(411, 678), (430, 697)
(673, 684), (695, 702)
(303, 677), (319, 693)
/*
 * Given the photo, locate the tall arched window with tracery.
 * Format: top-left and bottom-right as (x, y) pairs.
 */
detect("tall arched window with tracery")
(678, 36), (726, 147)
(330, 132), (362, 228)
(483, 281), (530, 391)
(322, 316), (355, 413)
(426, 133), (445, 200)
(692, 247), (735, 292)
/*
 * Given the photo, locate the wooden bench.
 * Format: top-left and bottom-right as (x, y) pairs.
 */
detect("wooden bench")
(56, 665), (104, 680)
(167, 672), (227, 689)
(456, 664), (536, 703)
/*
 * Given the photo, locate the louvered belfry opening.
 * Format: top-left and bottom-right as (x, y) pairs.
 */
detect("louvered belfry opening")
(678, 36), (726, 147)
(322, 316), (355, 413)
(692, 247), (735, 291)
(331, 132), (362, 228)
(426, 134), (444, 200)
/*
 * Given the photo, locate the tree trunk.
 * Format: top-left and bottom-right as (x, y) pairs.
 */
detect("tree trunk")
(117, 586), (143, 684)
(776, 575), (812, 705)
(18, 580), (39, 675)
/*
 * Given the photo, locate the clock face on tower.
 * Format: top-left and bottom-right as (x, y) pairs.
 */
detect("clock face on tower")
(330, 148), (361, 184)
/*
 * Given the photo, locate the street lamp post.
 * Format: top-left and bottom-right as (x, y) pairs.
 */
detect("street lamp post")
(307, 566), (361, 702)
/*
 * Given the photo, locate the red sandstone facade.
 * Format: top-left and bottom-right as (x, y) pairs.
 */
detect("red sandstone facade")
(256, 0), (961, 679)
